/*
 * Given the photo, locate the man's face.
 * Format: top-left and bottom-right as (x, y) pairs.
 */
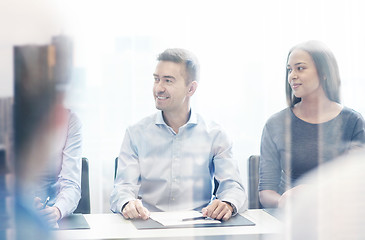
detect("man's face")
(153, 61), (191, 114)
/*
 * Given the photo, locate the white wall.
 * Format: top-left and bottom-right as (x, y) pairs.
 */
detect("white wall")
(0, 0), (67, 96)
(2, 0), (365, 213)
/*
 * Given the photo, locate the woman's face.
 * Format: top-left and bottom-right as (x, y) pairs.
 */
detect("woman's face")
(287, 49), (323, 100)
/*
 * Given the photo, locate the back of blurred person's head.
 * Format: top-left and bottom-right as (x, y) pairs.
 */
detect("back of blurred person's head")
(13, 36), (73, 240)
(14, 36), (73, 185)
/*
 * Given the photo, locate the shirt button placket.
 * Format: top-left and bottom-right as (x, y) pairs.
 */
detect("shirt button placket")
(171, 135), (180, 206)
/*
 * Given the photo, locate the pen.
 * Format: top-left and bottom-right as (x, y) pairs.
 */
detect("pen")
(182, 216), (207, 221)
(42, 196), (50, 209)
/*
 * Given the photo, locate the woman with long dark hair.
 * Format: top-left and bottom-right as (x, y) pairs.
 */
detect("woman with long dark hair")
(259, 40), (365, 208)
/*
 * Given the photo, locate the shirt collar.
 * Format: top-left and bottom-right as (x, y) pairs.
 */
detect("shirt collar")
(155, 109), (198, 127)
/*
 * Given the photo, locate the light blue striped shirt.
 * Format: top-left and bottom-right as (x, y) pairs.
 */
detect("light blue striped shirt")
(111, 110), (247, 213)
(34, 111), (82, 219)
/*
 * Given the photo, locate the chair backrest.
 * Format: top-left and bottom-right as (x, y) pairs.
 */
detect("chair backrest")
(213, 178), (219, 196)
(247, 155), (262, 209)
(74, 157), (90, 214)
(114, 157), (118, 180)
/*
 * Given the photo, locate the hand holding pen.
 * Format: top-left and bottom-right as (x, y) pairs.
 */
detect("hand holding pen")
(201, 199), (233, 221)
(33, 196), (46, 210)
(34, 196), (62, 224)
(42, 196), (50, 209)
(41, 205), (62, 225)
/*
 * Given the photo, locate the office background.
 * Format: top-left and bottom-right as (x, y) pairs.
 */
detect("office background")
(1, 0), (364, 214)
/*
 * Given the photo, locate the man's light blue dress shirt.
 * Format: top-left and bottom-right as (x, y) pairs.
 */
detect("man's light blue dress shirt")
(111, 110), (247, 213)
(34, 111), (82, 219)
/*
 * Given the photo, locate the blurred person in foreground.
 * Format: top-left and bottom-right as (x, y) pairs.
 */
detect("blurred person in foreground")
(111, 48), (247, 221)
(276, 147), (365, 240)
(259, 40), (365, 208)
(13, 37), (77, 239)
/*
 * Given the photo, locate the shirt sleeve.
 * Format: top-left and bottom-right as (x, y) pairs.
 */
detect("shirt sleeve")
(259, 122), (281, 193)
(110, 128), (140, 213)
(350, 113), (365, 148)
(213, 129), (247, 214)
(53, 112), (82, 219)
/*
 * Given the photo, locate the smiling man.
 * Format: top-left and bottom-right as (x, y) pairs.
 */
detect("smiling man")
(110, 48), (247, 221)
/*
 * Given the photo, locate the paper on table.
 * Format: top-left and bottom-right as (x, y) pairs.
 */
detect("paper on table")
(150, 211), (221, 226)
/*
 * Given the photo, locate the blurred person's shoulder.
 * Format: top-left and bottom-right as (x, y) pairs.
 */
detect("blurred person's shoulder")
(287, 147), (365, 240)
(299, 146), (365, 186)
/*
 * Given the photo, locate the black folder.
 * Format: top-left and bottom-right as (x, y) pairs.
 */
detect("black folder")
(58, 214), (90, 230)
(132, 214), (255, 230)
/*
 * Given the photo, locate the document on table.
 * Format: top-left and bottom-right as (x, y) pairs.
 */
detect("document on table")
(149, 211), (221, 226)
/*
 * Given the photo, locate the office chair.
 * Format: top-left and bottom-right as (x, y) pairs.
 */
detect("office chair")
(213, 178), (219, 196)
(247, 155), (262, 209)
(74, 157), (90, 214)
(114, 157), (118, 180)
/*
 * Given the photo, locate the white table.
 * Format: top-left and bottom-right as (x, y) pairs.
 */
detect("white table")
(56, 209), (282, 240)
